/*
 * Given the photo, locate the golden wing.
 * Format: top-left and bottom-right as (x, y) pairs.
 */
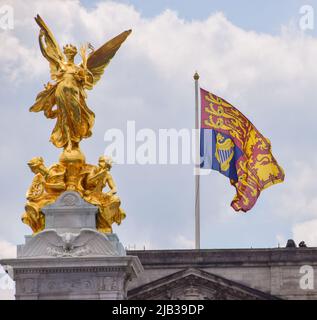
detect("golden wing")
(35, 14), (64, 80)
(86, 29), (132, 88)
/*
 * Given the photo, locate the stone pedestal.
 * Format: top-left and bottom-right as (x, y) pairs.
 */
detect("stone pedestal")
(2, 256), (143, 300)
(0, 191), (143, 300)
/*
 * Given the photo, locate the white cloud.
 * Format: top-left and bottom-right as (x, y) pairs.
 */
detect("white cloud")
(0, 0), (317, 249)
(276, 234), (287, 248)
(0, 240), (16, 259)
(0, 267), (15, 300)
(174, 235), (194, 249)
(269, 158), (317, 222)
(293, 220), (317, 247)
(0, 286), (15, 300)
(0, 33), (44, 82)
(0, 241), (16, 300)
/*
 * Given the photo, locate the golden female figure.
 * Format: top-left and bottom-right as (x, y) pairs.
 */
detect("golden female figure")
(30, 15), (131, 151)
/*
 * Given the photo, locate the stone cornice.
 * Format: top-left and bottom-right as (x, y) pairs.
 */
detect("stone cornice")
(0, 255), (144, 278)
(127, 248), (317, 268)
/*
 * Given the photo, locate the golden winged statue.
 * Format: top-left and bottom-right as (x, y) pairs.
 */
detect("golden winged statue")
(22, 15), (130, 234)
(30, 14), (131, 151)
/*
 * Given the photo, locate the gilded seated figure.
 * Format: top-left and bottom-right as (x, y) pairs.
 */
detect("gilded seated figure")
(22, 157), (66, 233)
(82, 156), (126, 233)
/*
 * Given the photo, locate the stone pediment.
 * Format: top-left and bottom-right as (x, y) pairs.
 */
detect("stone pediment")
(128, 268), (280, 300)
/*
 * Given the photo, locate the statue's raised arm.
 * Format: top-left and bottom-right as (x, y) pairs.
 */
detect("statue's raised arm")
(35, 14), (64, 81)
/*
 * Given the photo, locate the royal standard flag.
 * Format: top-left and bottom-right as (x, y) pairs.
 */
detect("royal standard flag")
(200, 88), (285, 212)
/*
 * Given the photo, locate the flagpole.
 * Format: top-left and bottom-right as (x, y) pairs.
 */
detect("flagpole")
(194, 71), (200, 250)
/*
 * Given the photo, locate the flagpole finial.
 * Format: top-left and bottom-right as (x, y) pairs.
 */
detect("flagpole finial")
(193, 71), (199, 80)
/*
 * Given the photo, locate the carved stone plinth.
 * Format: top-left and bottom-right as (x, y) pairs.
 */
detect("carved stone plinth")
(43, 191), (98, 234)
(0, 191), (143, 300)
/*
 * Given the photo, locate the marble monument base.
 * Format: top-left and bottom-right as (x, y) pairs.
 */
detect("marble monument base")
(0, 191), (143, 300)
(1, 256), (142, 300)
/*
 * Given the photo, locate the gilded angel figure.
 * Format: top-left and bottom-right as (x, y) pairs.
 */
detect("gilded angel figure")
(30, 15), (131, 151)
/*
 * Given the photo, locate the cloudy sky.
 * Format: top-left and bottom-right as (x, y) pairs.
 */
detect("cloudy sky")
(1, 0), (317, 266)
